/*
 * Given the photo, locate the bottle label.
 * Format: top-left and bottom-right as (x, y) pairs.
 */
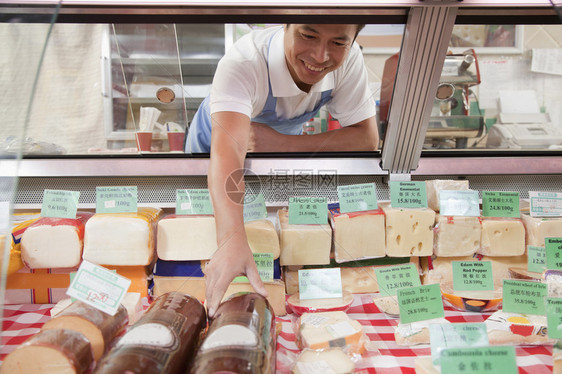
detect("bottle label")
(201, 325), (258, 351)
(116, 323), (176, 349)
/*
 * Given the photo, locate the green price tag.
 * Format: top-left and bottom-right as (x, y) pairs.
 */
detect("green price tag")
(439, 190), (480, 217)
(440, 346), (517, 374)
(66, 260), (131, 316)
(503, 279), (547, 315)
(298, 268), (342, 300)
(528, 245), (547, 273)
(243, 194), (268, 222)
(41, 189), (80, 219)
(452, 261), (494, 291)
(176, 189), (213, 215)
(374, 263), (421, 297)
(288, 197), (328, 224)
(96, 186), (137, 213)
(233, 253), (274, 283)
(389, 181), (427, 208)
(546, 297), (562, 339)
(430, 323), (489, 365)
(529, 191), (562, 217)
(397, 284), (444, 324)
(546, 237), (562, 270)
(337, 183), (378, 213)
(482, 191), (520, 218)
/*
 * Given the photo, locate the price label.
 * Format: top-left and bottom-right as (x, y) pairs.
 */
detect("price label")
(440, 346), (517, 374)
(337, 183), (378, 213)
(528, 245), (547, 273)
(66, 260), (131, 316)
(503, 279), (547, 315)
(389, 181), (427, 208)
(397, 284), (444, 324)
(41, 189), (80, 219)
(439, 190), (480, 216)
(243, 194), (268, 222)
(546, 297), (562, 339)
(430, 323), (489, 365)
(298, 268), (342, 300)
(96, 186), (137, 213)
(288, 197), (328, 224)
(482, 191), (519, 218)
(374, 263), (421, 297)
(530, 191), (562, 217)
(452, 261), (494, 291)
(176, 189), (213, 215)
(546, 237), (562, 270)
(233, 253), (274, 283)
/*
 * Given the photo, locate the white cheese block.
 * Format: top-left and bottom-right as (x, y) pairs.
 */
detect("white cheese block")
(156, 215), (217, 261)
(479, 218), (525, 256)
(329, 208), (385, 263)
(245, 219), (281, 259)
(277, 208), (332, 266)
(433, 215), (481, 257)
(521, 213), (562, 247)
(83, 207), (162, 266)
(380, 203), (435, 257)
(297, 311), (364, 353)
(485, 310), (554, 345)
(293, 348), (355, 374)
(425, 179), (469, 212)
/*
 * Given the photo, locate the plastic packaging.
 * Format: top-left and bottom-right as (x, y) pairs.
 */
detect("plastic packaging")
(292, 348), (355, 374)
(287, 291), (354, 316)
(433, 215), (481, 257)
(478, 217), (525, 256)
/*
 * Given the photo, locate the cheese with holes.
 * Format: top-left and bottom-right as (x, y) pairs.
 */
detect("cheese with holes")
(296, 311), (364, 352)
(245, 219), (281, 259)
(83, 207), (162, 266)
(278, 208), (331, 266)
(21, 212), (92, 269)
(157, 214), (217, 260)
(426, 179), (469, 212)
(329, 206), (385, 263)
(433, 215), (481, 257)
(380, 203), (435, 257)
(521, 213), (562, 247)
(479, 218), (525, 256)
(293, 348), (355, 374)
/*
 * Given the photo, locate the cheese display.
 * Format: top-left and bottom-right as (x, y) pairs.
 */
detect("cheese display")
(156, 214), (217, 261)
(296, 311), (365, 353)
(485, 311), (555, 345)
(21, 212), (93, 269)
(191, 293), (276, 374)
(479, 218), (525, 256)
(292, 348), (355, 374)
(394, 317), (450, 346)
(93, 292), (206, 374)
(329, 205), (385, 263)
(83, 207), (162, 266)
(245, 218), (281, 259)
(521, 213), (562, 247)
(433, 215), (481, 257)
(373, 295), (400, 316)
(287, 291), (354, 316)
(380, 202), (435, 257)
(277, 208), (332, 266)
(0, 329), (94, 374)
(41, 300), (128, 361)
(425, 179), (469, 212)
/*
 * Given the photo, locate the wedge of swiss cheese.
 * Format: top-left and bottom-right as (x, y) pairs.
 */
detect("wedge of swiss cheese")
(433, 215), (481, 257)
(297, 311), (364, 353)
(521, 213), (562, 247)
(478, 217), (525, 256)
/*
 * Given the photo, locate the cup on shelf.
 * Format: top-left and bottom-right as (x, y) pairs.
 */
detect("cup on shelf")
(136, 131), (153, 152)
(167, 131), (185, 152)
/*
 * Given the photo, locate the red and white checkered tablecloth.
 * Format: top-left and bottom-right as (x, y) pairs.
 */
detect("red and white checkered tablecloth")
(1, 294), (554, 373)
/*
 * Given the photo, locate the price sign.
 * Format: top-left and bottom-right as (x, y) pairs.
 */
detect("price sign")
(546, 237), (562, 270)
(528, 245), (547, 273)
(546, 297), (562, 339)
(530, 191), (562, 217)
(482, 191), (519, 218)
(337, 183), (378, 213)
(96, 186), (137, 213)
(288, 197), (328, 224)
(397, 284), (444, 324)
(243, 194), (268, 222)
(374, 263), (421, 297)
(439, 190), (480, 216)
(389, 181), (427, 208)
(430, 323), (489, 365)
(452, 261), (494, 291)
(298, 268), (342, 300)
(233, 253), (274, 283)
(41, 189), (80, 219)
(503, 279), (547, 315)
(440, 346), (517, 374)
(176, 189), (213, 215)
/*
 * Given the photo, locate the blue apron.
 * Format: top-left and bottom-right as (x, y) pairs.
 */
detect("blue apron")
(185, 32), (333, 153)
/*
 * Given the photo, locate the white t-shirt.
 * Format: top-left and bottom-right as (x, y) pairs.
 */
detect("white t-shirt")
(209, 26), (376, 127)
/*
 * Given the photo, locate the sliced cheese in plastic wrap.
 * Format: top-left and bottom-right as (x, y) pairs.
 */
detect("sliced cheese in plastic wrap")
(521, 213), (562, 247)
(478, 217), (525, 256)
(83, 207), (162, 266)
(425, 179), (469, 212)
(485, 310), (555, 346)
(433, 215), (481, 257)
(329, 204), (385, 263)
(21, 212), (93, 269)
(156, 214), (217, 261)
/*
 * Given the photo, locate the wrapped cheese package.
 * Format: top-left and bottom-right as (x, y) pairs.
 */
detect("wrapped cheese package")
(41, 300), (128, 361)
(485, 310), (555, 346)
(83, 207), (162, 266)
(21, 212), (93, 269)
(94, 292), (206, 374)
(0, 328), (94, 374)
(190, 293), (276, 374)
(478, 217), (525, 256)
(433, 215), (481, 257)
(156, 214), (217, 261)
(292, 348), (355, 374)
(425, 179), (469, 212)
(521, 213), (562, 247)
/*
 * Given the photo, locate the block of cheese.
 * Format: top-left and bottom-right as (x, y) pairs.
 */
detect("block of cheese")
(373, 295), (400, 316)
(83, 207), (162, 266)
(0, 329), (94, 374)
(156, 214), (217, 261)
(245, 219), (280, 259)
(277, 208), (331, 266)
(425, 179), (469, 212)
(329, 204), (385, 263)
(21, 212), (93, 269)
(296, 311), (365, 353)
(521, 213), (562, 247)
(395, 317), (450, 346)
(478, 217), (525, 256)
(293, 348), (355, 374)
(4, 214), (41, 275)
(41, 300), (128, 361)
(380, 202), (435, 257)
(485, 310), (555, 345)
(433, 215), (481, 257)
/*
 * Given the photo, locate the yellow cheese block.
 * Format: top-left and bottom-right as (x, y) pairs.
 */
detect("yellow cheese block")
(157, 215), (217, 261)
(479, 218), (525, 256)
(297, 311), (364, 353)
(521, 213), (562, 247)
(245, 219), (280, 259)
(433, 215), (481, 257)
(425, 179), (469, 212)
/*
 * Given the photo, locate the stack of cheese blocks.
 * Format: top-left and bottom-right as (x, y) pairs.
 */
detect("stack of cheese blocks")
(154, 213), (286, 316)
